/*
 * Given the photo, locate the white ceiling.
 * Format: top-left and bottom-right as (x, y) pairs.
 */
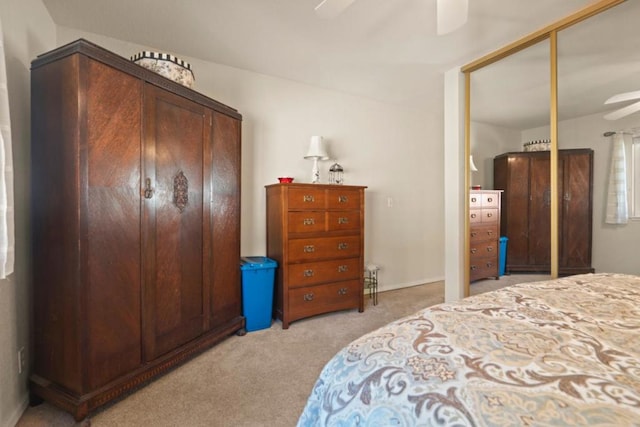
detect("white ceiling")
(41, 0), (638, 129)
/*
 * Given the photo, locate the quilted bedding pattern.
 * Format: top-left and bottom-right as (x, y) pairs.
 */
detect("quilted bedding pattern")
(298, 273), (640, 426)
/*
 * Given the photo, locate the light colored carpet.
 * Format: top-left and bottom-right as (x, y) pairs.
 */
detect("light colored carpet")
(16, 274), (547, 427)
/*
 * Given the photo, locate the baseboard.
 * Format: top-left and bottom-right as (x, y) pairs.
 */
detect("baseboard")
(376, 277), (444, 294)
(6, 395), (29, 427)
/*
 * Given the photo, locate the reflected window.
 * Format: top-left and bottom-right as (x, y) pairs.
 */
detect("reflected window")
(633, 136), (640, 218)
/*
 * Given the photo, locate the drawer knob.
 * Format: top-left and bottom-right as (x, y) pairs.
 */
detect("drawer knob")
(486, 262), (494, 268)
(486, 213), (493, 218)
(338, 287), (348, 295)
(471, 197), (477, 203)
(303, 195), (315, 202)
(303, 293), (314, 301)
(487, 231), (493, 236)
(487, 247), (493, 252)
(303, 245), (315, 253)
(303, 269), (314, 277)
(338, 265), (348, 273)
(338, 242), (349, 250)
(470, 213), (477, 219)
(338, 195), (348, 203)
(470, 248), (477, 254)
(471, 265), (477, 270)
(303, 218), (315, 225)
(471, 232), (477, 237)
(338, 217), (349, 224)
(487, 197), (493, 203)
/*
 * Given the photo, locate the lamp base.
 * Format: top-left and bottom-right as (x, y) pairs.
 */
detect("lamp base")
(311, 158), (320, 184)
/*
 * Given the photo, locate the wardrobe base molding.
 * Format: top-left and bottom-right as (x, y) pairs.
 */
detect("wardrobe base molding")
(507, 265), (595, 275)
(29, 317), (244, 422)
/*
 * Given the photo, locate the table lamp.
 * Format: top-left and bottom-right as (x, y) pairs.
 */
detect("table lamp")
(304, 136), (329, 183)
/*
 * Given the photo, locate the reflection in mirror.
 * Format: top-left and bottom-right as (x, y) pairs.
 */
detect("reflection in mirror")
(558, 0), (640, 275)
(469, 40), (552, 289)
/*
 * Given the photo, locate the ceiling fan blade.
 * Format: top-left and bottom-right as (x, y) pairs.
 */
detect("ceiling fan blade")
(604, 100), (640, 121)
(314, 0), (357, 19)
(604, 89), (640, 105)
(437, 0), (468, 35)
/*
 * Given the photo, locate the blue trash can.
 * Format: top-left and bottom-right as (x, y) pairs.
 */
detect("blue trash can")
(499, 237), (508, 276)
(240, 256), (277, 332)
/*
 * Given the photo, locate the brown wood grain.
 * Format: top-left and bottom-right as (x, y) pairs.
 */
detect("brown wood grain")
(493, 150), (593, 274)
(266, 184), (366, 328)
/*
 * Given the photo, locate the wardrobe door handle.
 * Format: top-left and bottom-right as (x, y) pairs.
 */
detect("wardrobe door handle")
(173, 171), (188, 212)
(144, 178), (154, 199)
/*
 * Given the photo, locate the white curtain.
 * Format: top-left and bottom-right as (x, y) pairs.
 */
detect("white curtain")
(0, 16), (14, 278)
(605, 133), (628, 224)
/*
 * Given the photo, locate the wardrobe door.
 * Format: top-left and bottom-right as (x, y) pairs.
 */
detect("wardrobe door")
(209, 111), (242, 328)
(560, 151), (593, 270)
(528, 155), (551, 267)
(495, 154), (530, 269)
(85, 58), (143, 389)
(142, 84), (208, 361)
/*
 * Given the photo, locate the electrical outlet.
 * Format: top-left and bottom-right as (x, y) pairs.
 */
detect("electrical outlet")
(18, 347), (25, 374)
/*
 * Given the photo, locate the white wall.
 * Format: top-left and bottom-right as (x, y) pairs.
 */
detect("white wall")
(0, 1), (55, 426)
(470, 121), (521, 189)
(54, 27), (446, 290)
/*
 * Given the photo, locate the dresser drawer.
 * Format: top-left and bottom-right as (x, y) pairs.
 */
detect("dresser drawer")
(471, 191), (500, 208)
(470, 224), (498, 242)
(471, 208), (498, 224)
(289, 280), (361, 321)
(482, 193), (499, 208)
(288, 235), (361, 262)
(481, 208), (498, 223)
(327, 189), (361, 210)
(470, 194), (482, 208)
(288, 257), (361, 288)
(327, 211), (360, 232)
(288, 211), (326, 233)
(470, 257), (498, 282)
(469, 209), (482, 223)
(470, 240), (497, 258)
(288, 188), (326, 209)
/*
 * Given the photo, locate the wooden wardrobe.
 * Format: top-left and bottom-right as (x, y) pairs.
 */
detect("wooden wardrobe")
(493, 149), (594, 275)
(30, 39), (243, 420)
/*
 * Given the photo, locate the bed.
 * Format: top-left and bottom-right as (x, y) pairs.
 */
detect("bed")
(297, 273), (640, 426)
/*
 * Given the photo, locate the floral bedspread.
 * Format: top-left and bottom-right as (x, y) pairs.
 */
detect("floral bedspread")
(297, 273), (640, 426)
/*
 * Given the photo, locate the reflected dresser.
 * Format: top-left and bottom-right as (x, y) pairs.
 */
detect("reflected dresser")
(469, 190), (502, 282)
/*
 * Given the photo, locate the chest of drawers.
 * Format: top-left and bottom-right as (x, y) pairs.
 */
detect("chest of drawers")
(469, 190), (502, 282)
(266, 183), (366, 328)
